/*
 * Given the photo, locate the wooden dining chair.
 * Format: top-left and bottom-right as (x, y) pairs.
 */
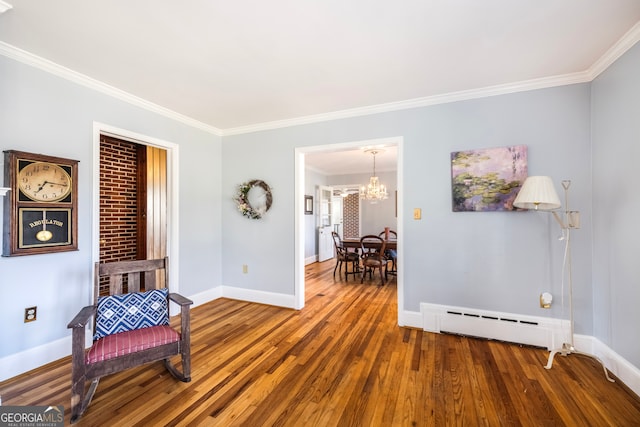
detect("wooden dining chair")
(379, 229), (398, 279)
(360, 235), (387, 285)
(332, 231), (359, 280)
(67, 257), (192, 423)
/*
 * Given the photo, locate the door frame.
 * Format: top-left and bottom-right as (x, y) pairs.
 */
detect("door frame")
(92, 122), (180, 299)
(317, 185), (334, 262)
(295, 136), (404, 323)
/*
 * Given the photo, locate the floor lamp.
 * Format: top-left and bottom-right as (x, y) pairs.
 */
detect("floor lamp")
(513, 176), (614, 382)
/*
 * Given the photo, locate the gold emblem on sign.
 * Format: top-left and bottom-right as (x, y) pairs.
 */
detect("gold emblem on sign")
(36, 230), (53, 242)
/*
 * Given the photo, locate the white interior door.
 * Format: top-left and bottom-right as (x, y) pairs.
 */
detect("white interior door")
(318, 185), (334, 262)
(332, 195), (343, 238)
(318, 226), (333, 262)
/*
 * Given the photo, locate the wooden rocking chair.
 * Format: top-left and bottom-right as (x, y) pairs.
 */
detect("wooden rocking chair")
(67, 257), (192, 423)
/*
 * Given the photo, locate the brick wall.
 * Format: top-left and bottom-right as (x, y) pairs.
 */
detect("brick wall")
(99, 136), (139, 265)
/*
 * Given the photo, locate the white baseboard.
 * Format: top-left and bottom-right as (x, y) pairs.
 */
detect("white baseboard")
(399, 310), (422, 328)
(168, 287), (222, 316)
(581, 335), (640, 398)
(180, 285), (297, 312)
(0, 336), (70, 382)
(305, 255), (318, 265)
(221, 285), (296, 308)
(187, 286), (223, 308)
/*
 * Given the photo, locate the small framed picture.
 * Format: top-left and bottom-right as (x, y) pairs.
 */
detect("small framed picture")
(304, 195), (313, 215)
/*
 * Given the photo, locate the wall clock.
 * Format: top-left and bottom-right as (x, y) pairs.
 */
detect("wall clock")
(3, 150), (79, 256)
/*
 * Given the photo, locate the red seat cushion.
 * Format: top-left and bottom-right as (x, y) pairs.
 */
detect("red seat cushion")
(86, 325), (179, 364)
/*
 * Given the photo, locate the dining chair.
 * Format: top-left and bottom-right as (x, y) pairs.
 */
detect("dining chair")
(331, 231), (360, 280)
(360, 235), (387, 285)
(378, 229), (398, 279)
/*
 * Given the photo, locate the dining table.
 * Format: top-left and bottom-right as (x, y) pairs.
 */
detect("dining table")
(341, 237), (397, 280)
(341, 237), (397, 251)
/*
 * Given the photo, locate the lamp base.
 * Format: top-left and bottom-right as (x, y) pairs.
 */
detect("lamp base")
(545, 342), (615, 382)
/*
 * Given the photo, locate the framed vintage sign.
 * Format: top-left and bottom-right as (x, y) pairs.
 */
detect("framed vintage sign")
(3, 150), (79, 256)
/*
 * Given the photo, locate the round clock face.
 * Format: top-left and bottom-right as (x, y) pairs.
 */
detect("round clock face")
(18, 161), (72, 202)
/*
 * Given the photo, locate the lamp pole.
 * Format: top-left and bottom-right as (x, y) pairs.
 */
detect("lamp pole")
(545, 180), (614, 382)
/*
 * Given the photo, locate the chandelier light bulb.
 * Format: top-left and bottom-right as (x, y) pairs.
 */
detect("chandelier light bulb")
(360, 150), (388, 203)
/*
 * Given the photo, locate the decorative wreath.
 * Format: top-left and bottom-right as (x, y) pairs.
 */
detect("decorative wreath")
(234, 180), (273, 219)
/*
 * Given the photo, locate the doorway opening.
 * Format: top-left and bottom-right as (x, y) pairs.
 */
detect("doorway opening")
(295, 136), (404, 322)
(97, 135), (167, 294)
(92, 122), (180, 299)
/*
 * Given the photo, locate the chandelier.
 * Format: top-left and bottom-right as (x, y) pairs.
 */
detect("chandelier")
(360, 149), (388, 203)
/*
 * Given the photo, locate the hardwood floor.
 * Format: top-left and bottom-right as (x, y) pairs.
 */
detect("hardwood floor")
(2, 260), (640, 426)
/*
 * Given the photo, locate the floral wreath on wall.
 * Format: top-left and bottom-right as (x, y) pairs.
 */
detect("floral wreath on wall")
(234, 180), (273, 219)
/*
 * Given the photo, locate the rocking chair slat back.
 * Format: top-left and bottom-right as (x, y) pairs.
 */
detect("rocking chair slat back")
(127, 272), (140, 293)
(94, 258), (167, 299)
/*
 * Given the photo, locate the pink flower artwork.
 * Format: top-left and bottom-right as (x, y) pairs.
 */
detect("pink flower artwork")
(451, 145), (528, 212)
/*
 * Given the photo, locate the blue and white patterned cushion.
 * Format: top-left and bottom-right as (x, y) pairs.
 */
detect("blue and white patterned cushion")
(94, 288), (169, 340)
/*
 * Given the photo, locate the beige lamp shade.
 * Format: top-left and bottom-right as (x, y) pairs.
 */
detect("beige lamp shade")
(513, 176), (561, 211)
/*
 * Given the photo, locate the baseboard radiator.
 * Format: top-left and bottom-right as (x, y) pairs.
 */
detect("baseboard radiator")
(421, 303), (566, 350)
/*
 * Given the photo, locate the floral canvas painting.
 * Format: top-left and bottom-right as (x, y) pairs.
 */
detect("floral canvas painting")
(451, 145), (527, 212)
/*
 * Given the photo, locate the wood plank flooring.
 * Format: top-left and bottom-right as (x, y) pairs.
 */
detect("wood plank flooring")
(2, 260), (640, 426)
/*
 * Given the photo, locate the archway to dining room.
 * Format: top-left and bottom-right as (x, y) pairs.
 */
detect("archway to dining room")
(294, 136), (404, 324)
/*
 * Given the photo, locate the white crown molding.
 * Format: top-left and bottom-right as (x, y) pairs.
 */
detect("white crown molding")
(2, 20), (639, 138)
(221, 23), (640, 136)
(588, 21), (640, 80)
(0, 41), (223, 136)
(0, 1), (12, 14)
(221, 71), (592, 136)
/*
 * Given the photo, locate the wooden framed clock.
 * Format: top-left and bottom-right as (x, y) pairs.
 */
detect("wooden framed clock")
(3, 150), (79, 256)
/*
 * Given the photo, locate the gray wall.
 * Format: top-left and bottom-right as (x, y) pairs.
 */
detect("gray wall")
(222, 83), (593, 331)
(591, 42), (640, 367)
(3, 40), (639, 373)
(0, 55), (222, 359)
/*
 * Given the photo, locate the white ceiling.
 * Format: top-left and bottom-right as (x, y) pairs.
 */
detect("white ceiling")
(1, 1), (640, 133)
(306, 146), (398, 176)
(1, 1), (640, 173)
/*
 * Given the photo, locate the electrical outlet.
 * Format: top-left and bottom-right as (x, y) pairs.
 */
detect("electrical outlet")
(24, 306), (37, 322)
(242, 264), (248, 274)
(413, 208), (421, 220)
